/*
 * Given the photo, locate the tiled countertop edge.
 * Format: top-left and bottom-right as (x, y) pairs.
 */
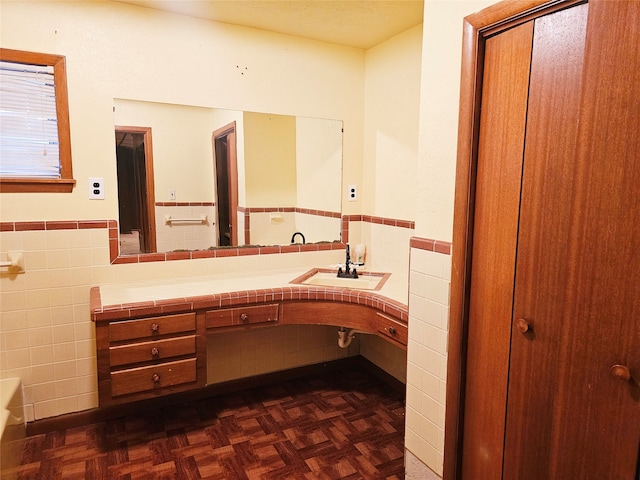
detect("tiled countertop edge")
(90, 285), (408, 324)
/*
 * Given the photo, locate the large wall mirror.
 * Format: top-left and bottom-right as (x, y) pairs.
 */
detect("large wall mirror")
(113, 99), (343, 255)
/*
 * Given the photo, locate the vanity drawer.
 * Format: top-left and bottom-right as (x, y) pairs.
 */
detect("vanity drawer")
(376, 313), (408, 347)
(110, 358), (197, 397)
(206, 303), (279, 329)
(109, 335), (196, 367)
(110, 312), (196, 342)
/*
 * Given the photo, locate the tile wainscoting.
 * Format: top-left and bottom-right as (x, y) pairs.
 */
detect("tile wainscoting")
(0, 218), (416, 424)
(405, 236), (452, 478)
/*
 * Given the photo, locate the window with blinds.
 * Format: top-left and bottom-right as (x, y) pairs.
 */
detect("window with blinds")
(0, 49), (74, 192)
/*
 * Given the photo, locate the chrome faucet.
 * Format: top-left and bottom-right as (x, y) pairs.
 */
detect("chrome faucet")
(290, 231), (305, 244)
(337, 244), (358, 278)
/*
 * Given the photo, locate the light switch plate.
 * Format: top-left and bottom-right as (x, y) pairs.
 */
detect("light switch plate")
(89, 177), (105, 199)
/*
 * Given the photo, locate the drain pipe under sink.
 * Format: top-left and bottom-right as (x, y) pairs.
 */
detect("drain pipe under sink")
(337, 327), (371, 348)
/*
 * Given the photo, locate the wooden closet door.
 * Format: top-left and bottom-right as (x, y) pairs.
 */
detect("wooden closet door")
(460, 20), (534, 480)
(507, 1), (640, 478)
(458, 1), (640, 479)
(504, 4), (589, 478)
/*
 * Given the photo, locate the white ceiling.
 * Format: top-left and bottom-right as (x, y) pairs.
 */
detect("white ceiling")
(112, 0), (424, 49)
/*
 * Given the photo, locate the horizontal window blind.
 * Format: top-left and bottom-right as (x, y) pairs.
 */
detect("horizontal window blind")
(0, 60), (61, 178)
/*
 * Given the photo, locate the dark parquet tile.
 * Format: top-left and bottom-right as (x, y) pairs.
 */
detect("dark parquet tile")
(1, 367), (405, 479)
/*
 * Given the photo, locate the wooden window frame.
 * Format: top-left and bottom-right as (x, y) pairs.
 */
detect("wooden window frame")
(0, 48), (75, 193)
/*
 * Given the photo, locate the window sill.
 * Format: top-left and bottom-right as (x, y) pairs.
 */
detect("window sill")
(0, 178), (76, 193)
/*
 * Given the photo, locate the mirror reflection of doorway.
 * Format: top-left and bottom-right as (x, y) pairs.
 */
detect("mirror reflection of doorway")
(115, 126), (157, 254)
(212, 122), (238, 247)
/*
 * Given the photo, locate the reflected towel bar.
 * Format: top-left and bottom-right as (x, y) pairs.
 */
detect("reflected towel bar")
(164, 214), (209, 224)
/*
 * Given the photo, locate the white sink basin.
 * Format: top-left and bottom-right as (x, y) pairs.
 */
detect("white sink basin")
(291, 268), (390, 290)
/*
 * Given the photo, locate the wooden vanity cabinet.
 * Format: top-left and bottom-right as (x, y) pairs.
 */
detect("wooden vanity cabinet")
(96, 311), (206, 406)
(95, 298), (407, 407)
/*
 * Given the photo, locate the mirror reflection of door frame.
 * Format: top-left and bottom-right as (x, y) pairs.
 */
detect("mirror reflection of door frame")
(114, 126), (157, 254)
(212, 122), (238, 247)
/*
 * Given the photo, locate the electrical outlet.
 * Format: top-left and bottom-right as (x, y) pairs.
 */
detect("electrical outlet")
(169, 189), (176, 201)
(347, 184), (357, 202)
(89, 177), (104, 199)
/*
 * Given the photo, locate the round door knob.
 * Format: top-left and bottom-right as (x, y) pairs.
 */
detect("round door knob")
(152, 373), (160, 383)
(151, 347), (159, 356)
(517, 318), (531, 334)
(610, 364), (632, 382)
(240, 313), (249, 322)
(150, 323), (160, 332)
(388, 327), (396, 336)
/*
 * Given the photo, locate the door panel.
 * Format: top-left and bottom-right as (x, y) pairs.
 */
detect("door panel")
(460, 21), (534, 479)
(213, 123), (238, 247)
(505, 4), (589, 479)
(547, 1), (640, 477)
(453, 1), (640, 479)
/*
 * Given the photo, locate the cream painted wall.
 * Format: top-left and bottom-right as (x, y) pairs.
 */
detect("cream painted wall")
(244, 112), (297, 207)
(296, 116), (343, 213)
(0, 0), (364, 222)
(415, 0), (494, 243)
(362, 24), (422, 221)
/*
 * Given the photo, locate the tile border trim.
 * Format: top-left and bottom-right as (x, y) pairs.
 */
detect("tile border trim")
(344, 214), (415, 230)
(1, 218), (427, 263)
(155, 202), (215, 207)
(410, 236), (452, 255)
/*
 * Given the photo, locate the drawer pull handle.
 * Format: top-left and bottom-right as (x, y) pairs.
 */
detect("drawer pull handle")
(388, 327), (396, 336)
(151, 323), (160, 333)
(240, 313), (249, 322)
(152, 373), (160, 383)
(151, 347), (159, 357)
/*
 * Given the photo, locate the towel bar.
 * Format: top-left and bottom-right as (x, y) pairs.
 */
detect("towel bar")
(0, 251), (25, 273)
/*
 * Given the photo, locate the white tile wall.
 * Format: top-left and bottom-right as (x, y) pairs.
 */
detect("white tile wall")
(358, 222), (413, 279)
(359, 334), (407, 383)
(0, 226), (349, 422)
(405, 247), (451, 477)
(155, 205), (217, 252)
(207, 324), (357, 384)
(0, 228), (106, 422)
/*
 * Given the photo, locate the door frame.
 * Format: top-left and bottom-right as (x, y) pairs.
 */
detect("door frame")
(212, 122), (238, 246)
(444, 1), (585, 478)
(114, 125), (157, 254)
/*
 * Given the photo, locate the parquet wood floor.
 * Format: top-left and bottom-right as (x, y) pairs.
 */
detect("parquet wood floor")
(2, 368), (406, 479)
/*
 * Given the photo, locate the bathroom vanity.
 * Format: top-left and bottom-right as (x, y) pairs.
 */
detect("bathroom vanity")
(91, 268), (408, 407)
